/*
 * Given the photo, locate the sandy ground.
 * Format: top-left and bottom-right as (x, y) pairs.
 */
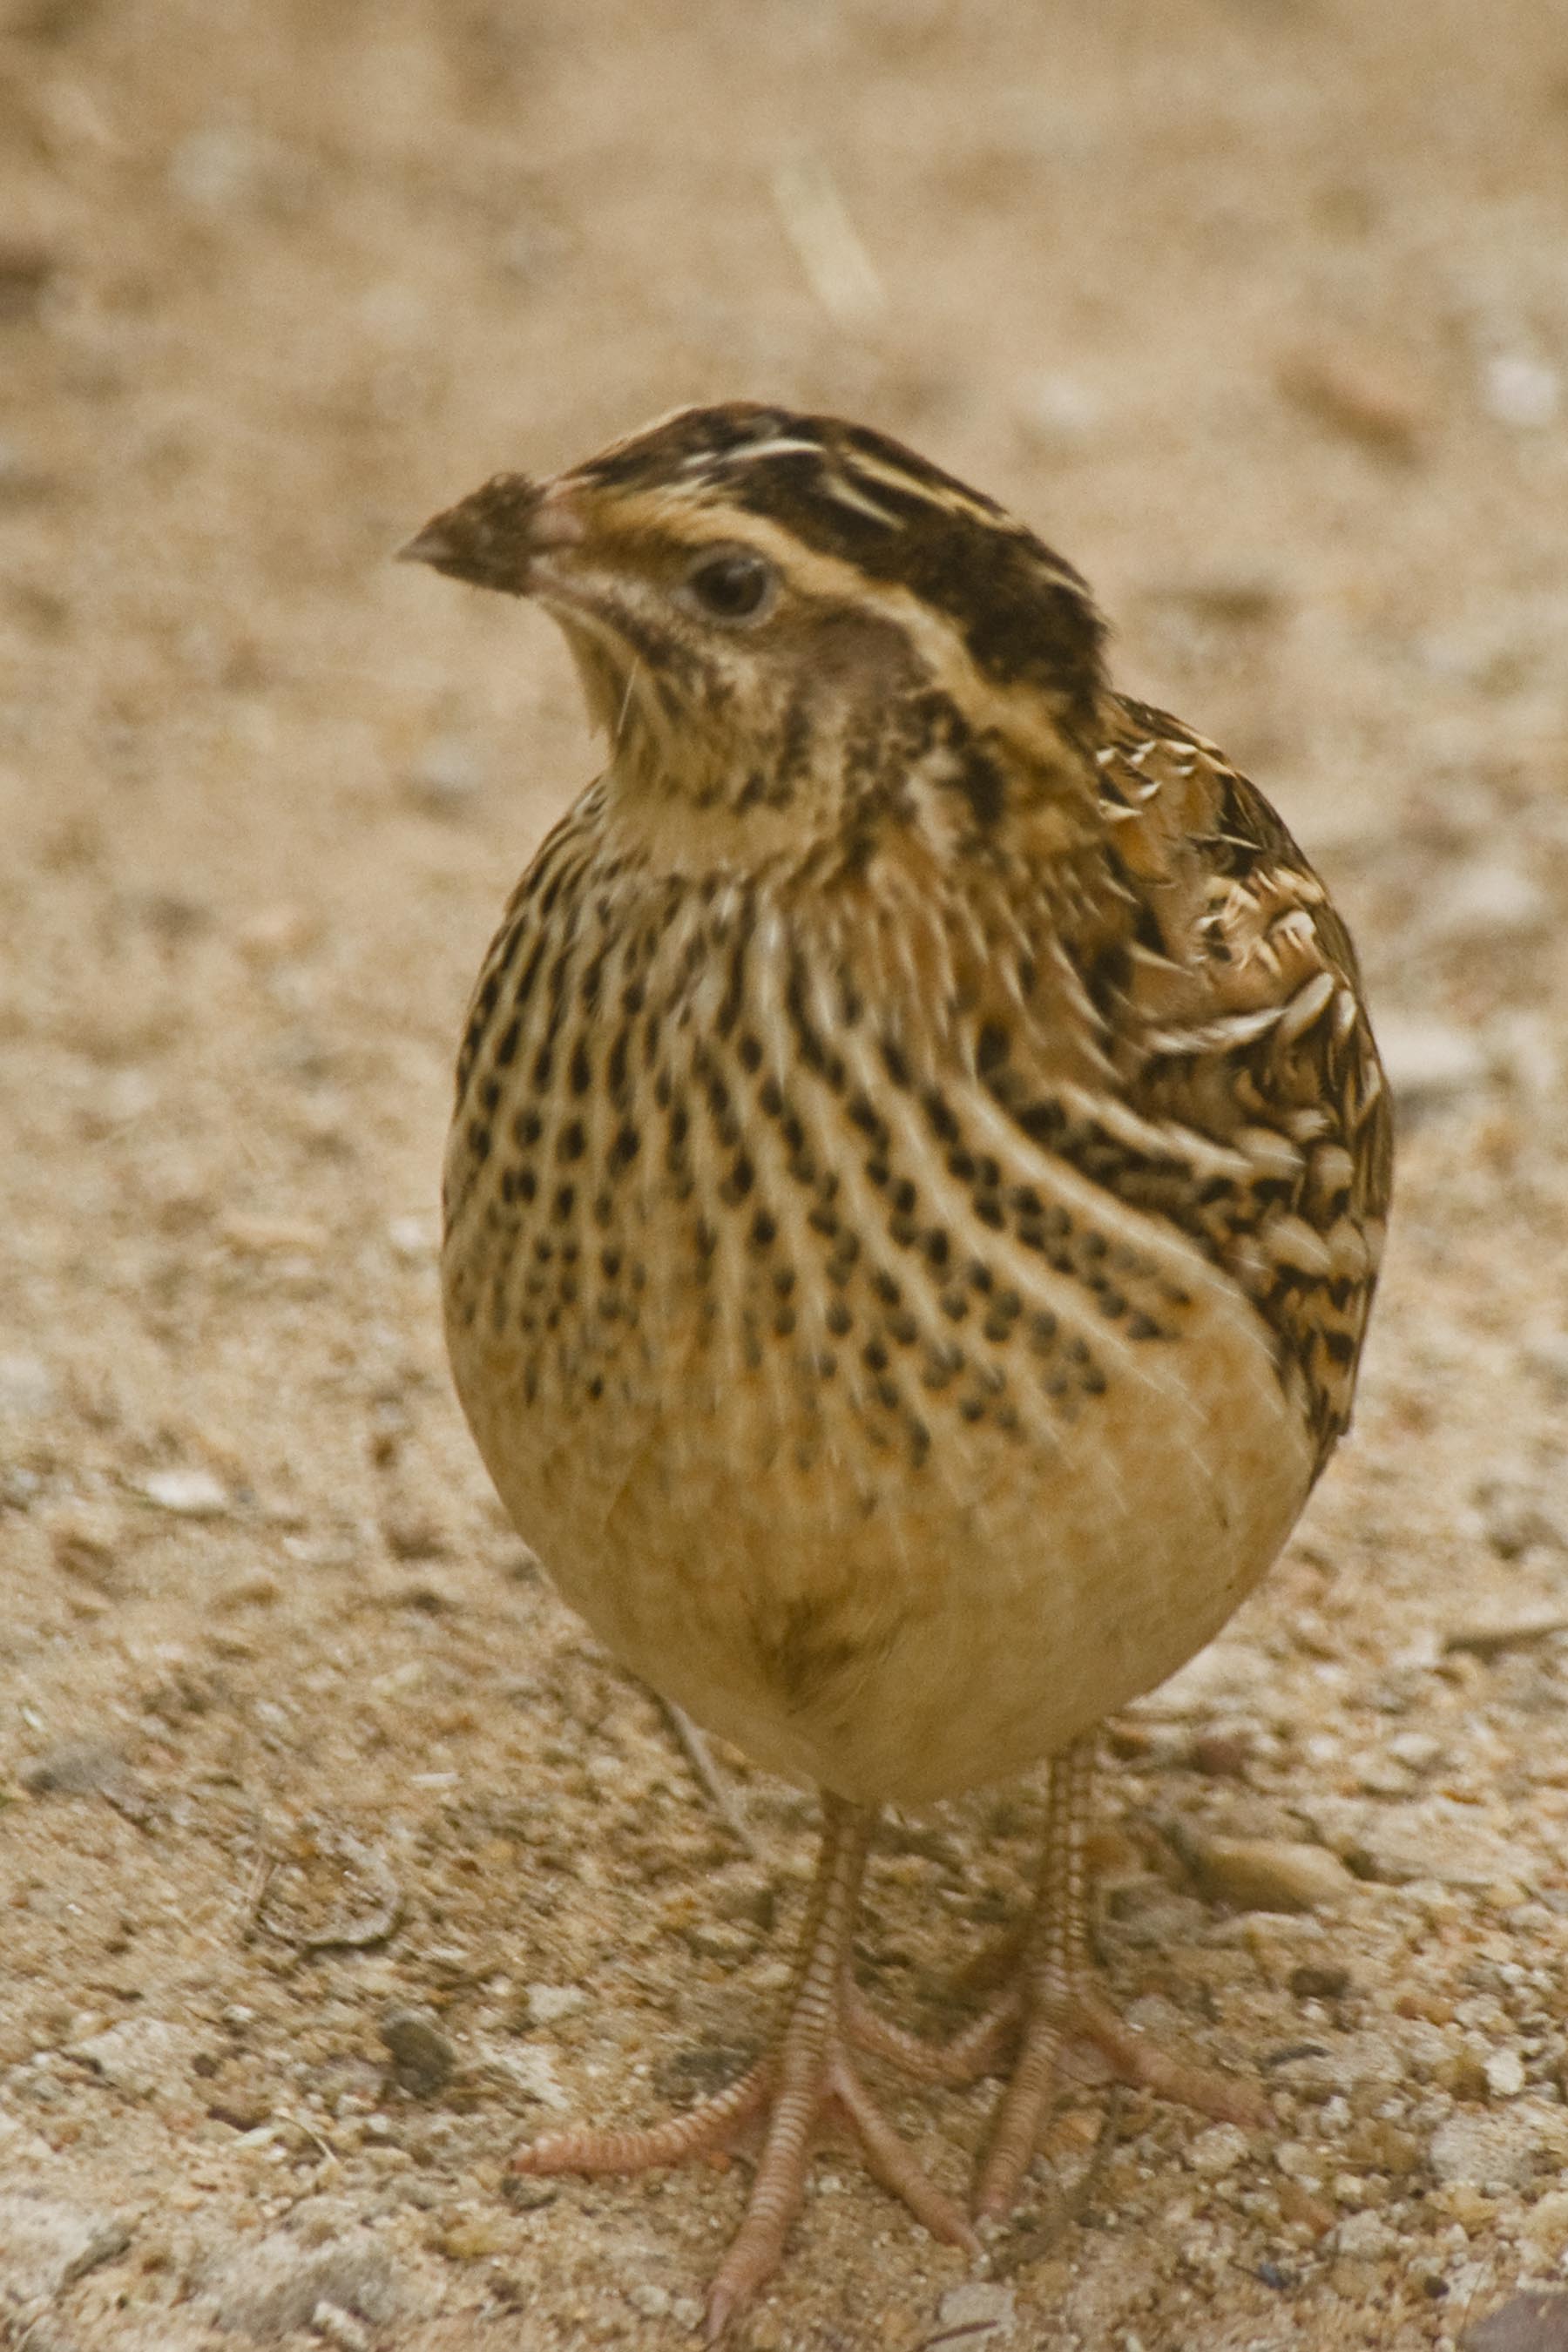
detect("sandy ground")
(4, 3), (1568, 2347)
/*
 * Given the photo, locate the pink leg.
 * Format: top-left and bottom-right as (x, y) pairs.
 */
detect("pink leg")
(510, 1793), (980, 2342)
(846, 1978), (1019, 2085)
(974, 1736), (1267, 2220)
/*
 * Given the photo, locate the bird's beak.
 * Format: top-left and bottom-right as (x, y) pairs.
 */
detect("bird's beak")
(397, 472), (585, 596)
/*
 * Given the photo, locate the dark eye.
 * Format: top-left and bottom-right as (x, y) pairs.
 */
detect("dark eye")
(685, 549), (775, 621)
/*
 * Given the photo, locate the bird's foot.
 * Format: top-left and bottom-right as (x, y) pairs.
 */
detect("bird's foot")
(845, 1978), (1020, 2085)
(510, 1801), (978, 2342)
(963, 1738), (1267, 2220)
(972, 1979), (1266, 2218)
(849, 1965), (1259, 2218)
(513, 2037), (977, 2341)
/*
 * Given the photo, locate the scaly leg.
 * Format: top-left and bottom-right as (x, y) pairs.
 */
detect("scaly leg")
(973, 1735), (1266, 2218)
(510, 1793), (980, 2342)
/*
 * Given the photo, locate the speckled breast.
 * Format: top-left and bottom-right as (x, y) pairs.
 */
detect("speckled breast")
(442, 811), (1318, 1806)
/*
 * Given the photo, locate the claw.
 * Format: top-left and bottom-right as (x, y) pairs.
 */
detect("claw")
(506, 1797), (974, 2340)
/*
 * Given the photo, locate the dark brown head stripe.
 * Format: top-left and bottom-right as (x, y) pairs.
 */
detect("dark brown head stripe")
(575, 405), (1107, 708)
(576, 402), (798, 491)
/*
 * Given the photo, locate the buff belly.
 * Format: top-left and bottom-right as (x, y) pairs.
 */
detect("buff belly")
(447, 1252), (1314, 1808)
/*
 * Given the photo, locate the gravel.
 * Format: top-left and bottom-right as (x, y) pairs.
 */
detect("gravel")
(5, 5), (1567, 2349)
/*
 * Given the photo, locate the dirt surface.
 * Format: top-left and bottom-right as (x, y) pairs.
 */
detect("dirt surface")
(4, 3), (1568, 2347)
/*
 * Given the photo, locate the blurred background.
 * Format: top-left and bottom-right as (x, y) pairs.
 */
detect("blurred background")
(4, 3), (1568, 2346)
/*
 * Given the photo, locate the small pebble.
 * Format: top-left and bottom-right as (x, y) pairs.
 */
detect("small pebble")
(0, 2196), (132, 2301)
(312, 2303), (372, 2352)
(75, 2017), (189, 2099)
(682, 1920), (755, 1963)
(1429, 2109), (1549, 2193)
(1187, 2124), (1251, 2178)
(1188, 1835), (1352, 1914)
(1277, 341), (1430, 460)
(197, 2231), (401, 2337)
(140, 1467), (229, 1517)
(378, 2007), (456, 2095)
(388, 1214), (436, 1262)
(216, 1567), (282, 1609)
(20, 1740), (125, 1798)
(1340, 1798), (1524, 1893)
(523, 1984), (586, 2025)
(1448, 1608), (1568, 1655)
(500, 2176), (558, 2213)
(485, 2044), (568, 2110)
(434, 2213), (510, 2260)
(0, 1350), (57, 1420)
(1017, 370), (1103, 443)
(1186, 1727), (1254, 1778)
(935, 2281), (1016, 2342)
(1335, 2210), (1398, 2261)
(168, 125), (271, 211)
(1289, 1962), (1351, 2001)
(404, 737), (483, 815)
(1520, 2192), (1568, 2254)
(235, 902), (321, 963)
(1481, 355), (1561, 431)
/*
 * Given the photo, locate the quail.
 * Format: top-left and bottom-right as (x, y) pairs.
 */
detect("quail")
(402, 403), (1391, 2336)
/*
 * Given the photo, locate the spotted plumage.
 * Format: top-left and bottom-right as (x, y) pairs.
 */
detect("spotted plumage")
(403, 402), (1391, 2335)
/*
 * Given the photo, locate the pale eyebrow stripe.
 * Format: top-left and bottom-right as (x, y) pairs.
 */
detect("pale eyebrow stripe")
(811, 471), (905, 527)
(679, 436), (824, 476)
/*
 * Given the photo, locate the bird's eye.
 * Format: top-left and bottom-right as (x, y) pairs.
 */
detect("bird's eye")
(684, 549), (776, 622)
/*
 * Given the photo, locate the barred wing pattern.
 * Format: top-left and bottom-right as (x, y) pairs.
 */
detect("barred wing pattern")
(1077, 698), (1391, 1470)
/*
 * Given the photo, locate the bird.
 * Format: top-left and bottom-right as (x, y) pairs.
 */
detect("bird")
(401, 402), (1392, 2339)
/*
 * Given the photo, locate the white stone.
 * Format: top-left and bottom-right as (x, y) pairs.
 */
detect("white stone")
(405, 736), (483, 812)
(1484, 353), (1562, 429)
(387, 1216), (436, 1262)
(198, 2231), (401, 2336)
(1336, 2210), (1398, 2261)
(0, 2110), (57, 2170)
(141, 1467), (228, 1517)
(0, 1353), (57, 1420)
(1187, 2124), (1251, 2177)
(936, 2281), (1017, 2341)
(483, 2043), (569, 2111)
(1522, 2189), (1568, 2252)
(1303, 1794), (1524, 1892)
(0, 2194), (130, 2301)
(1484, 2050), (1526, 2100)
(1019, 372), (1103, 440)
(312, 2304), (372, 2352)
(76, 2017), (190, 2099)
(1429, 2108), (1544, 2192)
(524, 1984), (586, 2025)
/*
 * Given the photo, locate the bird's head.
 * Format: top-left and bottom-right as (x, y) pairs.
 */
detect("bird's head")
(402, 402), (1107, 855)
